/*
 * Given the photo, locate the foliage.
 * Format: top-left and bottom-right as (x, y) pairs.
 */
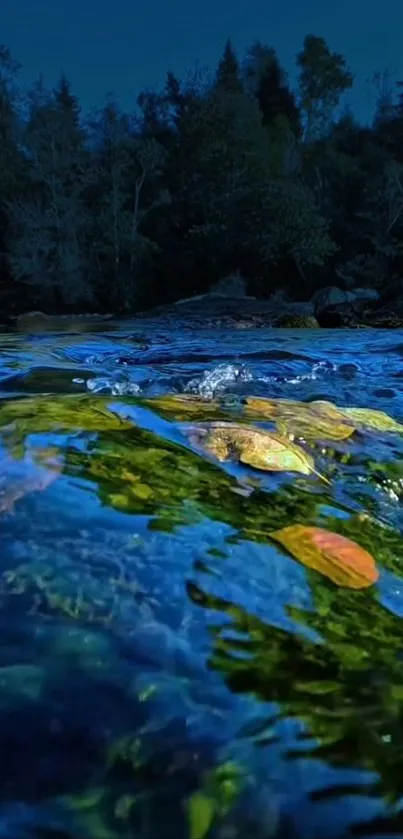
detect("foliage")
(342, 406), (403, 434)
(2, 29), (403, 311)
(244, 396), (403, 441)
(270, 524), (379, 588)
(184, 420), (321, 477)
(296, 35), (354, 140)
(186, 762), (244, 839)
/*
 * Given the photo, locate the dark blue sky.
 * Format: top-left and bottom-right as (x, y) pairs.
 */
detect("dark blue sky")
(1, 0), (401, 122)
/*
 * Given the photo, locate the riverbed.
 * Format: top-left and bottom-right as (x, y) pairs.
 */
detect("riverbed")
(1, 320), (403, 838)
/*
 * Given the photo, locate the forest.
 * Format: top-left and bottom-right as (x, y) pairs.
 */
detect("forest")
(0, 35), (403, 314)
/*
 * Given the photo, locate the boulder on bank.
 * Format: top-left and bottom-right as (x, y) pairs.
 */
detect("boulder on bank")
(311, 286), (351, 311)
(209, 273), (249, 298)
(311, 286), (379, 314)
(272, 313), (320, 328)
(353, 287), (380, 301)
(16, 311), (50, 329)
(315, 298), (375, 328)
(174, 274), (254, 309)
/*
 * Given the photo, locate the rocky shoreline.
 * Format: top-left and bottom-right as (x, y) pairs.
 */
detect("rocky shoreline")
(4, 282), (403, 331)
(137, 283), (403, 329)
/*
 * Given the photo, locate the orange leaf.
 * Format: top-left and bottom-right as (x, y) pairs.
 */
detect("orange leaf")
(270, 524), (379, 589)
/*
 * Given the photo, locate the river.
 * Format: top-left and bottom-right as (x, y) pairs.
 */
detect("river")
(1, 320), (403, 838)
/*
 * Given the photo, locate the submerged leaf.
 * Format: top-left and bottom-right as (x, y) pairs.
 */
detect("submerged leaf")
(270, 524), (379, 589)
(341, 407), (403, 435)
(142, 394), (223, 421)
(187, 791), (216, 839)
(245, 397), (356, 442)
(186, 421), (320, 477)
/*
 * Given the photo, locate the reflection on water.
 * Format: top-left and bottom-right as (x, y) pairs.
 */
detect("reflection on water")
(1, 321), (403, 836)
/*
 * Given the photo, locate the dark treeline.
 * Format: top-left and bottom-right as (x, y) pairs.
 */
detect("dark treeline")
(1, 36), (403, 313)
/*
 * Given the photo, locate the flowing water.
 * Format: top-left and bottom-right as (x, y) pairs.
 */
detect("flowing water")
(2, 320), (403, 837)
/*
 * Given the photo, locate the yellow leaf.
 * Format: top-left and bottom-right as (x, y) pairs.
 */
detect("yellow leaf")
(245, 397), (355, 442)
(186, 421), (321, 477)
(270, 524), (379, 589)
(187, 791), (216, 839)
(341, 407), (403, 435)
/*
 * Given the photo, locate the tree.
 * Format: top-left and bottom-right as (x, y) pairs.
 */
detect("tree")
(161, 64), (334, 293)
(0, 46), (25, 304)
(0, 33), (400, 313)
(0, 45), (22, 194)
(297, 35), (354, 140)
(166, 84), (269, 278)
(244, 42), (301, 135)
(215, 40), (243, 94)
(370, 70), (396, 127)
(84, 96), (168, 310)
(6, 74), (91, 308)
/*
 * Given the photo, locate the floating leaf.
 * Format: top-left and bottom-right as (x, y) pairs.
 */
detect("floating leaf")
(341, 407), (403, 435)
(186, 421), (322, 478)
(187, 791), (216, 839)
(245, 397), (356, 442)
(270, 524), (379, 589)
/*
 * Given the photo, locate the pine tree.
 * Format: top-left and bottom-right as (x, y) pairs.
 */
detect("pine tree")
(256, 54), (301, 135)
(215, 39), (243, 94)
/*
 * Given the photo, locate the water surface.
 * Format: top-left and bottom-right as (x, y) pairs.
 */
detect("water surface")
(1, 320), (403, 837)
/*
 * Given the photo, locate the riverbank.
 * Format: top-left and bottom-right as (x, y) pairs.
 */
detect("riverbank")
(8, 288), (403, 332)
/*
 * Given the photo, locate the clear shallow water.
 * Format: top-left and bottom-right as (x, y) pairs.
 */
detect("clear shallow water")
(2, 321), (403, 837)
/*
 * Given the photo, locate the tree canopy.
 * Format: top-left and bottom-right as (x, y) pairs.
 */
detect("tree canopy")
(0, 34), (402, 313)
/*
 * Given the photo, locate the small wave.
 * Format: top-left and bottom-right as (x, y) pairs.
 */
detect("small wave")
(284, 360), (336, 384)
(184, 364), (254, 398)
(183, 360), (336, 399)
(86, 374), (141, 396)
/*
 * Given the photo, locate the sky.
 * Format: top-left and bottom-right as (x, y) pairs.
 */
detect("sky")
(0, 0), (402, 123)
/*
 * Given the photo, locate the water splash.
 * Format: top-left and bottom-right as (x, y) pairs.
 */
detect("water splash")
(86, 374), (141, 396)
(185, 364), (254, 398)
